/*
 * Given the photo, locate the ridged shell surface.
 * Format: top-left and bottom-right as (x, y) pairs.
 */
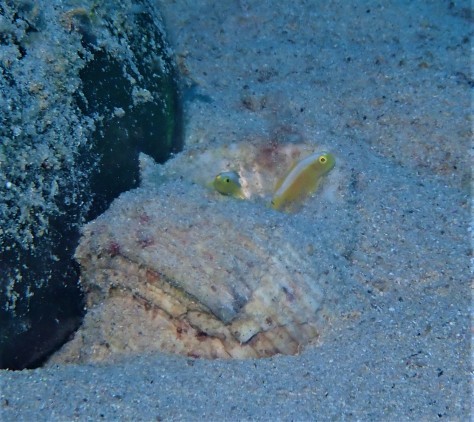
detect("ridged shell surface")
(48, 140), (348, 363)
(51, 170), (339, 362)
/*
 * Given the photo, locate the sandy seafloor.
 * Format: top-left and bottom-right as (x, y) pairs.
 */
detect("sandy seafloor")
(1, 0), (472, 420)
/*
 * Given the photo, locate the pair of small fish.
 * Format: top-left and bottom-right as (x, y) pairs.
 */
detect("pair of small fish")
(213, 151), (335, 211)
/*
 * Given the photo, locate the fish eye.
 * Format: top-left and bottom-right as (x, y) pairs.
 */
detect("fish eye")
(225, 178), (230, 183)
(319, 156), (327, 164)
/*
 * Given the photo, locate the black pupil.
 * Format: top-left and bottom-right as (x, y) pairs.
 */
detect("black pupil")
(226, 178), (230, 183)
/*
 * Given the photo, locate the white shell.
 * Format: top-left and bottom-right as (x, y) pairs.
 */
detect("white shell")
(50, 141), (341, 363)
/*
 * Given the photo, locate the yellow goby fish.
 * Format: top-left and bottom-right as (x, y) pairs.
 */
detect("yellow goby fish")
(213, 171), (245, 199)
(271, 152), (335, 211)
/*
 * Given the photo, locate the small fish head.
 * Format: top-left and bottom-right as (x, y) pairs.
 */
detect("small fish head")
(315, 152), (336, 172)
(213, 171), (243, 198)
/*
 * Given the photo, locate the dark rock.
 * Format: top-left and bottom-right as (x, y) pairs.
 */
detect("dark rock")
(0, 0), (182, 369)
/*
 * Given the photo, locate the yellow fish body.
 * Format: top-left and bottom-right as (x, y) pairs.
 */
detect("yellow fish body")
(213, 171), (245, 199)
(271, 152), (335, 211)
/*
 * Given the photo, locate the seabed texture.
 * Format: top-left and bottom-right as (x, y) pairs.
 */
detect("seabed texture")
(1, 0), (472, 420)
